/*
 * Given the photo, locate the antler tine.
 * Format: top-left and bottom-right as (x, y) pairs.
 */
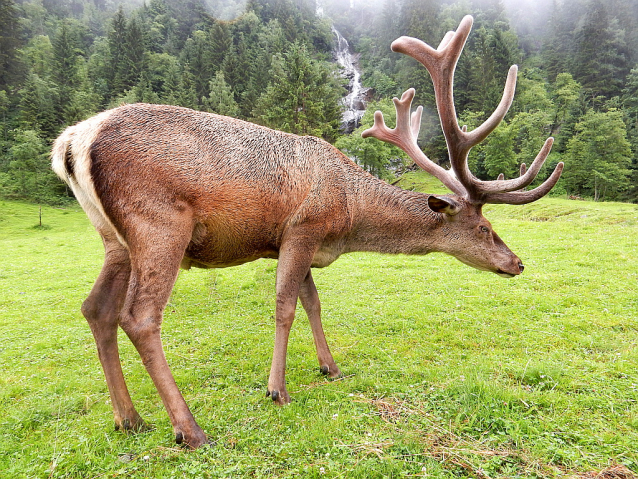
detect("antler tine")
(362, 89), (466, 196)
(411, 107), (422, 139)
(393, 88), (419, 138)
(438, 31), (455, 51)
(484, 162), (564, 205)
(465, 65), (518, 146)
(476, 137), (555, 195)
(391, 16), (473, 76)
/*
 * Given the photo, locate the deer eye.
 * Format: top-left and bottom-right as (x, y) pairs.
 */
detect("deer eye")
(480, 226), (490, 233)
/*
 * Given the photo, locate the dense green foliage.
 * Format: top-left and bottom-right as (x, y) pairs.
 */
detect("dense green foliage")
(1, 194), (637, 477)
(325, 0), (638, 201)
(1, 0), (638, 203)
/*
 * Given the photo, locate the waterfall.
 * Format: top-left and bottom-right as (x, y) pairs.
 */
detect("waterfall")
(316, 2), (369, 133)
(332, 27), (369, 133)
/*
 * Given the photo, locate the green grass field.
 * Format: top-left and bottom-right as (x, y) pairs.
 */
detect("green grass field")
(1, 175), (637, 478)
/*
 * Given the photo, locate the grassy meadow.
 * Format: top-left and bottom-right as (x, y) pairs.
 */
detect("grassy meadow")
(1, 173), (637, 478)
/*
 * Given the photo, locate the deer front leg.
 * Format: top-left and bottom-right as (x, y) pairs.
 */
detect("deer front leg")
(298, 271), (342, 379)
(267, 238), (317, 405)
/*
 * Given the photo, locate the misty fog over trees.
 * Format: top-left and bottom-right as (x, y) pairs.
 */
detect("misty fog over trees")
(1, 0), (637, 203)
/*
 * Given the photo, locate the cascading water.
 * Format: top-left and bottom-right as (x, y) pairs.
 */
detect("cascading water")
(332, 27), (370, 133)
(316, 1), (369, 133)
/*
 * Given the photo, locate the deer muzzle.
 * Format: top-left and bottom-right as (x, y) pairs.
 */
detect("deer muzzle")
(496, 261), (524, 278)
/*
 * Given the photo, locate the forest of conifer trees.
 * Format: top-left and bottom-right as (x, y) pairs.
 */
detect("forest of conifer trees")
(1, 0), (638, 203)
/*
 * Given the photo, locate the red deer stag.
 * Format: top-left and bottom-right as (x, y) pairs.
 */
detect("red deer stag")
(51, 15), (562, 448)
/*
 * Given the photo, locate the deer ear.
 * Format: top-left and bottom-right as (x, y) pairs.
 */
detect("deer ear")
(428, 195), (461, 215)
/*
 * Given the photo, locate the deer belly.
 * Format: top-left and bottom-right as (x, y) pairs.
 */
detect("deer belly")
(182, 221), (279, 268)
(311, 245), (342, 268)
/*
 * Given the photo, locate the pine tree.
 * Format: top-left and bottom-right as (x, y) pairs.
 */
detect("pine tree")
(208, 21), (232, 71)
(0, 89), (9, 149)
(132, 70), (160, 103)
(253, 42), (342, 141)
(399, 0), (439, 44)
(108, 6), (129, 97)
(177, 68), (198, 109)
(573, 0), (630, 100)
(551, 72), (581, 136)
(203, 71), (239, 117)
(464, 26), (517, 118)
(510, 110), (554, 175)
(221, 42), (242, 102)
(146, 0), (178, 53)
(377, 0), (400, 51)
(22, 34), (54, 79)
(0, 0), (21, 90)
(124, 17), (146, 90)
(6, 128), (60, 202)
(182, 30), (214, 102)
(254, 19), (286, 92)
(52, 22), (81, 114)
(541, 0), (574, 82)
(146, 52), (180, 102)
(483, 120), (517, 179)
(621, 67), (638, 201)
(19, 72), (58, 136)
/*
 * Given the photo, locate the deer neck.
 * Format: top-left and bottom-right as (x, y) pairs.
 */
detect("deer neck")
(345, 177), (443, 256)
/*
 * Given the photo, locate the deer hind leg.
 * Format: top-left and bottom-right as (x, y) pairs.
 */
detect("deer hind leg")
(118, 220), (207, 449)
(81, 233), (147, 432)
(298, 271), (342, 379)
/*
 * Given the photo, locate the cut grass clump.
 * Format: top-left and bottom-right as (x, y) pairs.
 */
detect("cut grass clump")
(513, 364), (565, 391)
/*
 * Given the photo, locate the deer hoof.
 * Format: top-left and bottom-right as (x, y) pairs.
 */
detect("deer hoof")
(266, 388), (291, 405)
(175, 428), (208, 449)
(115, 416), (150, 433)
(320, 364), (343, 379)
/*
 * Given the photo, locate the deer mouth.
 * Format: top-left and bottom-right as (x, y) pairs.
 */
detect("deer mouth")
(455, 257), (521, 278)
(496, 269), (517, 278)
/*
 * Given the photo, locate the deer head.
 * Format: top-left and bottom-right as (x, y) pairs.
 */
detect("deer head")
(362, 15), (563, 277)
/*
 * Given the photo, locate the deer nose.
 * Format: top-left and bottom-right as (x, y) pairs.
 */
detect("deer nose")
(518, 262), (525, 273)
